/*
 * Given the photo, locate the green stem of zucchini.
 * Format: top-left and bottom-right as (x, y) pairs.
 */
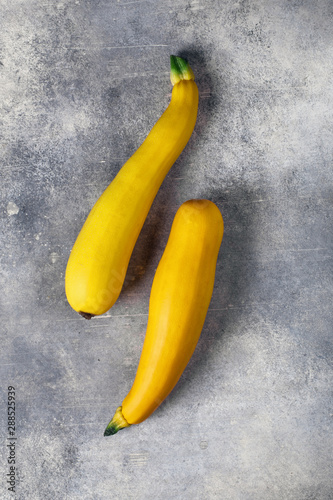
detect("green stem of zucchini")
(170, 55), (195, 86)
(104, 406), (131, 436)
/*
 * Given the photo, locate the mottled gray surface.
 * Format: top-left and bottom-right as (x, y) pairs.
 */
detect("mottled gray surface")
(1, 0), (333, 498)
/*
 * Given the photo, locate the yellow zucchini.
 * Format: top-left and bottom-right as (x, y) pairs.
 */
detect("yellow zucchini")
(104, 199), (224, 435)
(65, 56), (198, 318)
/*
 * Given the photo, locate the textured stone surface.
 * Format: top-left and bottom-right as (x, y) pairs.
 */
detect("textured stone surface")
(1, 0), (332, 498)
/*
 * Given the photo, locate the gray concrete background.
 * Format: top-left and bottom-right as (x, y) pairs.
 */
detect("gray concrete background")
(1, 0), (332, 498)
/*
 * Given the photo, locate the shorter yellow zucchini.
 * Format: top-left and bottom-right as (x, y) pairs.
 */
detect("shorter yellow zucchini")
(104, 199), (224, 435)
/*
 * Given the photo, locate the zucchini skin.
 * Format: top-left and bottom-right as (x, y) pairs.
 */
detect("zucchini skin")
(104, 199), (224, 435)
(65, 58), (198, 317)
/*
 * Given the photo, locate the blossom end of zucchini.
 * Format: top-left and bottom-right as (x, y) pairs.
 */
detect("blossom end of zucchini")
(170, 55), (195, 86)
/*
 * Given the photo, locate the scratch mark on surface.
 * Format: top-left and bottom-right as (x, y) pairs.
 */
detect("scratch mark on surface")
(47, 421), (100, 428)
(116, 0), (147, 5)
(127, 452), (149, 467)
(285, 248), (328, 252)
(107, 71), (169, 81)
(100, 312), (148, 318)
(84, 323), (112, 328)
(69, 44), (169, 51)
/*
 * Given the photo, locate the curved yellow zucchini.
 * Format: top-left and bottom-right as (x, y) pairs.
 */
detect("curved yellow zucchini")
(104, 199), (224, 435)
(65, 56), (199, 318)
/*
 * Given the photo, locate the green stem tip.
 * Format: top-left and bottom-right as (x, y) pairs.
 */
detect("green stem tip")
(104, 406), (131, 436)
(170, 55), (195, 86)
